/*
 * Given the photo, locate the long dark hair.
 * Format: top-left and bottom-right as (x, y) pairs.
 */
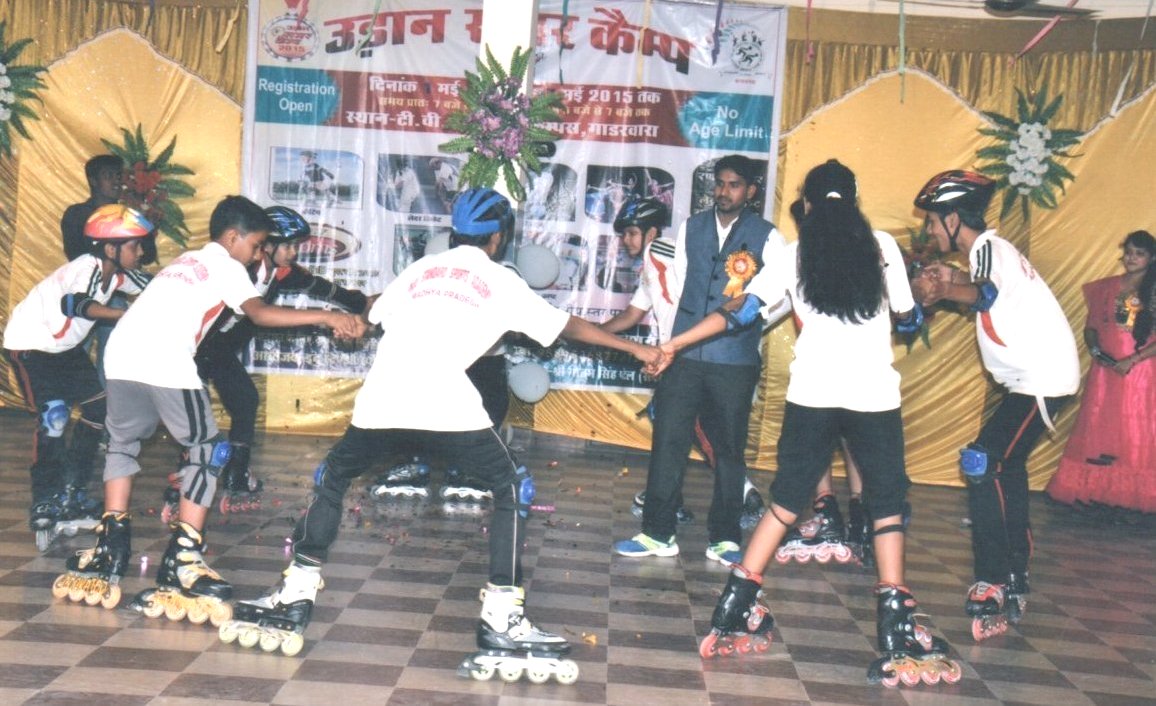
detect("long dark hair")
(796, 160), (883, 323)
(1127, 229), (1156, 348)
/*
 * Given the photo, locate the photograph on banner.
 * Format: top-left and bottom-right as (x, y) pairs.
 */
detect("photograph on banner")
(242, 0), (786, 389)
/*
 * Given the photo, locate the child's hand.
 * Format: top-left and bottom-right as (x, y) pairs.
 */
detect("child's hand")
(328, 312), (368, 339)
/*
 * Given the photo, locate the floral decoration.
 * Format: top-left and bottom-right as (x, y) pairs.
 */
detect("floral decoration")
(102, 125), (195, 247)
(0, 21), (47, 159)
(976, 86), (1081, 219)
(439, 45), (562, 201)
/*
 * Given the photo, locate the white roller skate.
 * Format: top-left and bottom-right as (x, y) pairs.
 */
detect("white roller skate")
(740, 478), (765, 530)
(370, 458), (431, 499)
(439, 467), (493, 502)
(458, 584), (579, 685)
(219, 563), (323, 657)
(34, 488), (101, 553)
(52, 511), (131, 609)
(129, 521), (233, 627)
(774, 493), (856, 565)
(867, 584), (961, 687)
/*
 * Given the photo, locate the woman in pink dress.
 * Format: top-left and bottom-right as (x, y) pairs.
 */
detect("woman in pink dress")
(1047, 230), (1156, 512)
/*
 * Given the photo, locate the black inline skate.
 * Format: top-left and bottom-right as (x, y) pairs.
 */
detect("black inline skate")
(774, 493), (856, 565)
(1005, 571), (1029, 625)
(440, 467), (493, 502)
(847, 496), (874, 567)
(699, 565), (774, 658)
(868, 584), (961, 687)
(218, 445), (263, 514)
(740, 478), (766, 530)
(458, 584), (579, 684)
(30, 492), (67, 552)
(33, 485), (103, 552)
(219, 562), (324, 656)
(52, 511), (131, 609)
(370, 457), (431, 499)
(966, 578), (1022, 641)
(130, 521), (233, 627)
(631, 490), (695, 524)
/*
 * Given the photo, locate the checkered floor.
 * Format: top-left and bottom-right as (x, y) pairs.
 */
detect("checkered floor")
(0, 408), (1153, 705)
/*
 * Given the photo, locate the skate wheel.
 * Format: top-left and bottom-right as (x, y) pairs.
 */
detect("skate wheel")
(260, 633), (281, 652)
(555, 659), (579, 685)
(898, 663), (921, 687)
(526, 666), (551, 684)
(238, 628), (260, 648)
(218, 496), (231, 515)
(833, 545), (855, 563)
(100, 585), (121, 610)
(814, 545), (833, 563)
(143, 600), (165, 619)
(165, 603), (187, 622)
(68, 585), (86, 602)
(941, 660), (963, 684)
(469, 664), (494, 681)
(83, 590), (103, 606)
(773, 547), (791, 564)
(281, 633), (304, 657)
(882, 672), (900, 688)
(698, 633), (720, 659)
(735, 638), (752, 654)
(52, 575), (70, 599)
(970, 617), (984, 642)
(187, 605), (209, 625)
(921, 668), (942, 685)
(219, 622), (239, 644)
(499, 665), (523, 682)
(752, 637), (771, 653)
(36, 530), (51, 553)
(210, 601), (233, 626)
(795, 550), (812, 564)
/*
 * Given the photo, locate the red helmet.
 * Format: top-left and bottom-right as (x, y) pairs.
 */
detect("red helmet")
(914, 170), (996, 214)
(84, 204), (154, 241)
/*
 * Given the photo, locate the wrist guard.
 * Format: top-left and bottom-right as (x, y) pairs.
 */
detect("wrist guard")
(717, 294), (764, 331)
(896, 302), (924, 334)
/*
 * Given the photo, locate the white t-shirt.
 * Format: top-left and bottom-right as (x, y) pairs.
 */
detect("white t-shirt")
(104, 242), (261, 388)
(353, 245), (570, 431)
(628, 237), (680, 342)
(968, 230), (1079, 396)
(747, 231), (914, 412)
(3, 255), (148, 354)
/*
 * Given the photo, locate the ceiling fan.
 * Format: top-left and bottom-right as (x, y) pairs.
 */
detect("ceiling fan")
(882, 1), (1097, 18)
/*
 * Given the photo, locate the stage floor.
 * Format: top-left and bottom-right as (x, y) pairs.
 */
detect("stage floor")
(0, 408), (1153, 705)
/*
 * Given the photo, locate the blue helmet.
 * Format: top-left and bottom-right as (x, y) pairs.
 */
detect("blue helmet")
(451, 187), (514, 258)
(264, 205), (311, 244)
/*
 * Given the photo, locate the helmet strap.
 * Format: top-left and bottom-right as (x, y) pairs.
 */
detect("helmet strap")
(947, 213), (962, 252)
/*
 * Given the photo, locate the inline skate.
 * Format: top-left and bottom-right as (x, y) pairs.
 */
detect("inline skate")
(33, 487), (102, 552)
(966, 576), (1027, 641)
(740, 479), (766, 531)
(631, 490), (695, 524)
(774, 493), (856, 564)
(129, 521), (233, 626)
(369, 457), (431, 499)
(218, 445), (263, 514)
(867, 584), (961, 687)
(219, 562), (323, 656)
(440, 467), (493, 502)
(846, 496), (874, 567)
(699, 565), (774, 658)
(458, 584), (579, 684)
(52, 511), (131, 609)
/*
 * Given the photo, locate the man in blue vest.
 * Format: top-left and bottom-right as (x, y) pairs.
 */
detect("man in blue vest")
(614, 155), (788, 565)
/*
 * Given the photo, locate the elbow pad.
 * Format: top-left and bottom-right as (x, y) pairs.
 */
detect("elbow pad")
(716, 294), (764, 331)
(61, 293), (97, 320)
(895, 302), (924, 335)
(970, 282), (999, 312)
(306, 278), (339, 301)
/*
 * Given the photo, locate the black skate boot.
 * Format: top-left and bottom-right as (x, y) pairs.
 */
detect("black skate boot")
(219, 445), (263, 514)
(130, 521), (233, 626)
(699, 564), (774, 658)
(458, 584), (579, 684)
(1005, 571), (1029, 625)
(440, 467), (494, 502)
(30, 492), (68, 552)
(220, 562), (324, 656)
(370, 457), (431, 499)
(52, 511), (131, 609)
(847, 496), (874, 567)
(631, 490), (694, 524)
(775, 493), (856, 564)
(740, 478), (766, 530)
(966, 580), (1010, 641)
(868, 584), (961, 687)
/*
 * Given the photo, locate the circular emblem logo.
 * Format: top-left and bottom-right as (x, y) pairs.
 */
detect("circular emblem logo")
(297, 223), (360, 264)
(262, 14), (320, 62)
(727, 23), (765, 72)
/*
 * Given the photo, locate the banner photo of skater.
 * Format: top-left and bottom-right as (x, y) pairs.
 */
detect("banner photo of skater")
(512, 0), (787, 392)
(242, 0), (785, 387)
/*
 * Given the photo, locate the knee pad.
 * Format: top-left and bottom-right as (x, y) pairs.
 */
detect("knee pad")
(515, 466), (535, 518)
(960, 443), (991, 484)
(39, 399), (69, 438)
(189, 436), (232, 478)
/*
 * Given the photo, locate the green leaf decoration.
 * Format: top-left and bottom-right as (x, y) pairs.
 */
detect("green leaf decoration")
(438, 45), (563, 201)
(101, 124), (196, 248)
(0, 21), (48, 159)
(976, 85), (1081, 222)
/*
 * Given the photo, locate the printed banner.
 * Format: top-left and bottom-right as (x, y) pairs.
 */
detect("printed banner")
(242, 0), (786, 391)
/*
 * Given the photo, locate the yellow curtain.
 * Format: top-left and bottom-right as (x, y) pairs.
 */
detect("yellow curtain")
(2, 1), (1155, 491)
